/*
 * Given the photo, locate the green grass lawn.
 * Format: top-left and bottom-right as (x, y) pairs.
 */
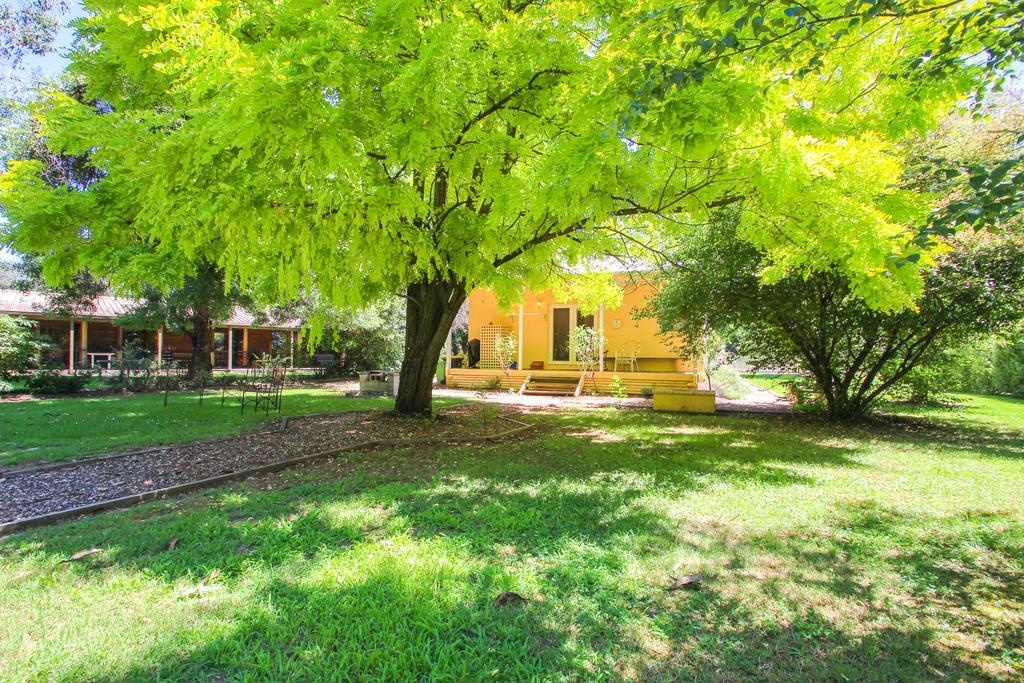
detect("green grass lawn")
(0, 390), (405, 466)
(742, 372), (801, 396)
(1, 394), (1022, 680)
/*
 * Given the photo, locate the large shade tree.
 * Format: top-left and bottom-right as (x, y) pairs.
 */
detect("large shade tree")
(2, 0), (1019, 413)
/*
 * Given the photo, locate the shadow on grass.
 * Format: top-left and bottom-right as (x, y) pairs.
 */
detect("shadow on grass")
(2, 410), (1021, 679)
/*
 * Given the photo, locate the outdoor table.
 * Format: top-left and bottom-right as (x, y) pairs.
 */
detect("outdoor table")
(88, 352), (116, 368)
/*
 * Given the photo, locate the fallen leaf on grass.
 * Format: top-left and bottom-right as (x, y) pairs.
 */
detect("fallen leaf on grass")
(666, 574), (703, 591)
(178, 568), (223, 599)
(494, 591), (527, 607)
(178, 584), (223, 599)
(59, 548), (101, 563)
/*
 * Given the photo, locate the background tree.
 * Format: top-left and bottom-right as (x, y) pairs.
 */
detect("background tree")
(0, 0), (67, 67)
(113, 262), (246, 378)
(9, 251), (106, 315)
(0, 312), (43, 376)
(914, 88), (1024, 244)
(297, 296), (407, 374)
(1, 75), (260, 379)
(652, 211), (1024, 419)
(2, 0), (1016, 413)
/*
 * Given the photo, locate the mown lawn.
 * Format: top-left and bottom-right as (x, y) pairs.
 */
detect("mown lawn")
(0, 390), (405, 466)
(742, 372), (801, 396)
(1, 394), (1022, 680)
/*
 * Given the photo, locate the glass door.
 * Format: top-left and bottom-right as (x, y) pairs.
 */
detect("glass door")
(550, 306), (595, 363)
(551, 307), (572, 362)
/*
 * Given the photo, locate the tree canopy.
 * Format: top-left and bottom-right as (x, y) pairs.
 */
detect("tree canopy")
(1, 0), (1020, 411)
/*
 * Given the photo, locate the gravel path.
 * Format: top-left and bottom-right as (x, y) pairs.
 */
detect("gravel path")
(0, 404), (521, 524)
(434, 383), (795, 413)
(716, 381), (795, 413)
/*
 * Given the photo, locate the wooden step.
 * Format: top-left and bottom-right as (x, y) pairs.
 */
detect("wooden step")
(524, 372), (585, 397)
(526, 384), (579, 392)
(527, 375), (579, 384)
(522, 389), (576, 396)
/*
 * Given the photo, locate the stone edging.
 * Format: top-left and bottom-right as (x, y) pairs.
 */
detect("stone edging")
(0, 404), (529, 536)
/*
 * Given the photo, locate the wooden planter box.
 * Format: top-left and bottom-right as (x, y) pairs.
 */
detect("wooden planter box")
(653, 388), (716, 414)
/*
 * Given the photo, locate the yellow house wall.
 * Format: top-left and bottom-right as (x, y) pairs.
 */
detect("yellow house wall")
(467, 279), (693, 372)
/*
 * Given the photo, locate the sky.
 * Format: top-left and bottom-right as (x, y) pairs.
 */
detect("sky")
(0, 2), (83, 263)
(19, 1), (84, 77)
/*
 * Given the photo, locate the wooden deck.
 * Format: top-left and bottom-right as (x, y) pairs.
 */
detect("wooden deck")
(445, 368), (699, 395)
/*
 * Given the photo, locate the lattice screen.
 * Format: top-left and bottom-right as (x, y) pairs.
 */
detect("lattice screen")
(479, 324), (509, 369)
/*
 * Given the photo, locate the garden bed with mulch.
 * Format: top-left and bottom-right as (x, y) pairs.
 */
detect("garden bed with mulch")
(0, 403), (529, 529)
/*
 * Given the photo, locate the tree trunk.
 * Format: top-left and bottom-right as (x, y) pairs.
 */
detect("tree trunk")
(823, 384), (868, 421)
(811, 369), (869, 421)
(394, 276), (466, 415)
(188, 310), (213, 380)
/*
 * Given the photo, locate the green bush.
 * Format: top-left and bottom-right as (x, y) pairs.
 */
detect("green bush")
(710, 365), (749, 400)
(609, 374), (628, 398)
(942, 340), (996, 394)
(25, 371), (88, 395)
(991, 336), (1024, 396)
(904, 335), (1023, 399)
(896, 362), (954, 404)
(0, 314), (44, 375)
(782, 375), (822, 409)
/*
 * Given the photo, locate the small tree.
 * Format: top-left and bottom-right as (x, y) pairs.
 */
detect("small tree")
(291, 297), (406, 373)
(493, 332), (517, 377)
(0, 313), (42, 375)
(115, 262), (248, 379)
(571, 325), (603, 394)
(652, 212), (1024, 420)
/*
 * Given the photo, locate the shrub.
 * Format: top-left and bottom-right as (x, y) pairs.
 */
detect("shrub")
(897, 362), (954, 404)
(25, 371), (88, 395)
(609, 374), (628, 398)
(494, 333), (517, 371)
(652, 215), (1024, 420)
(640, 387), (654, 397)
(991, 333), (1024, 397)
(782, 375), (822, 409)
(710, 365), (749, 400)
(897, 334), (1023, 400)
(474, 376), (502, 391)
(0, 314), (44, 375)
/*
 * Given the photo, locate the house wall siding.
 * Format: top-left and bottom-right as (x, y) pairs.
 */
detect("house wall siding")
(466, 280), (692, 371)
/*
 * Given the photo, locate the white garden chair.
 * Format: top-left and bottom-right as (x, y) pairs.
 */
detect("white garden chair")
(613, 342), (640, 372)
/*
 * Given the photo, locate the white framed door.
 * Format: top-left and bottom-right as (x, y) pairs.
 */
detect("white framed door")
(548, 304), (595, 364)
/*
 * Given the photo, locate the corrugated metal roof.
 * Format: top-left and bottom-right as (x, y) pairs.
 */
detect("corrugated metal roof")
(0, 289), (301, 329)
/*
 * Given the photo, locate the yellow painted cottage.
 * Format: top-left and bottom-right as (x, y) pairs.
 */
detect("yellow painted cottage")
(445, 276), (702, 396)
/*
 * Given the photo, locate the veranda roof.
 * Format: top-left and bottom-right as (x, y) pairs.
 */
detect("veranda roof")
(0, 288), (301, 330)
